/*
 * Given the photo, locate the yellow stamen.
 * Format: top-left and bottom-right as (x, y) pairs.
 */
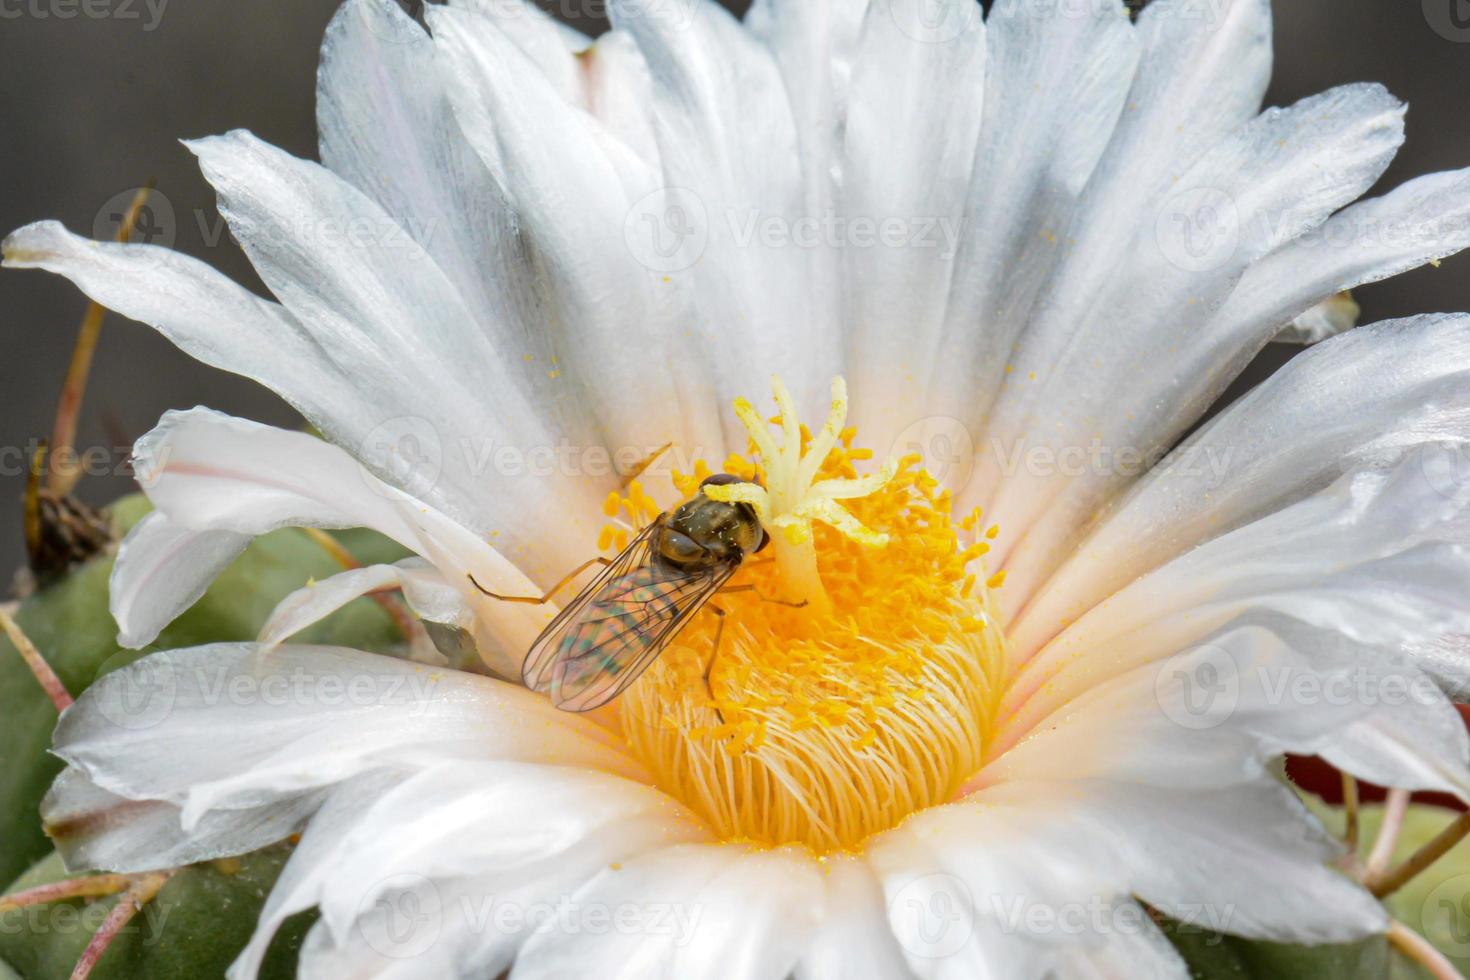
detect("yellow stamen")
(618, 390), (1011, 853)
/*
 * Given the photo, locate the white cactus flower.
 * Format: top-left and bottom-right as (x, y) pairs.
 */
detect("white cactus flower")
(8, 0), (1470, 976)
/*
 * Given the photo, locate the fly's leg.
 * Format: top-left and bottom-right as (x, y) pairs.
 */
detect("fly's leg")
(717, 584), (809, 609)
(468, 557), (612, 605)
(609, 443), (672, 533)
(621, 441), (673, 490)
(705, 603), (728, 727)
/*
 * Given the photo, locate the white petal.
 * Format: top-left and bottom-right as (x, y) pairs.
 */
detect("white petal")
(41, 767), (321, 874)
(869, 806), (1193, 978)
(1052, 919), (1188, 980)
(3, 214), (594, 582)
(1060, 0), (1273, 269)
(1029, 165), (1470, 556)
(1011, 445), (1470, 663)
(794, 854), (913, 980)
(922, 0), (1139, 449)
(325, 0), (666, 458)
(114, 408), (551, 658)
(970, 0), (1271, 446)
(992, 615), (1470, 800)
(1021, 313), (1470, 638)
(1405, 635), (1470, 699)
(258, 558), (483, 666)
(1324, 704), (1470, 803)
(511, 843), (823, 980)
(446, 0), (660, 162)
(842, 0), (987, 445)
(744, 0), (869, 220)
(257, 559), (493, 671)
(317, 0), (541, 340)
(236, 761), (708, 980)
(427, 5), (726, 460)
(1230, 168), (1470, 344)
(186, 129), (603, 572)
(873, 779), (1380, 962)
(0, 221), (375, 448)
(446, 0), (592, 104)
(744, 0), (868, 403)
(573, 31), (664, 166)
(108, 512), (250, 649)
(229, 771), (402, 980)
(999, 458), (1470, 771)
(610, 0), (839, 426)
(983, 82), (1407, 614)
(881, 627), (1402, 965)
(44, 644), (643, 869)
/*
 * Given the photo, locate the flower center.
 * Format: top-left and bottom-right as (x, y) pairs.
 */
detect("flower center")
(609, 378), (1010, 853)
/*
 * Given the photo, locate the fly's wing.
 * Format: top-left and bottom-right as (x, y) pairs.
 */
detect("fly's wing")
(521, 524), (737, 712)
(520, 524), (663, 695)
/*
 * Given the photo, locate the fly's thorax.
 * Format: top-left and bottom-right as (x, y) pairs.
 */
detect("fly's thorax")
(662, 491), (763, 566)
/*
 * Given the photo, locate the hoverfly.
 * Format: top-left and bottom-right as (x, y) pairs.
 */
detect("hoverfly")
(471, 474), (777, 712)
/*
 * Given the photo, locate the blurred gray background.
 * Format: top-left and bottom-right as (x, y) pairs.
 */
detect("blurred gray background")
(1, 0), (1468, 578)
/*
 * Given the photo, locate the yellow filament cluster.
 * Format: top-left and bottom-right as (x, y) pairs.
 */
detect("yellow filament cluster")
(597, 474), (671, 552)
(616, 403), (1009, 853)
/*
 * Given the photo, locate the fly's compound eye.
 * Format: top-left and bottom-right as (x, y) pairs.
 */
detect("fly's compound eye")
(700, 473), (745, 489)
